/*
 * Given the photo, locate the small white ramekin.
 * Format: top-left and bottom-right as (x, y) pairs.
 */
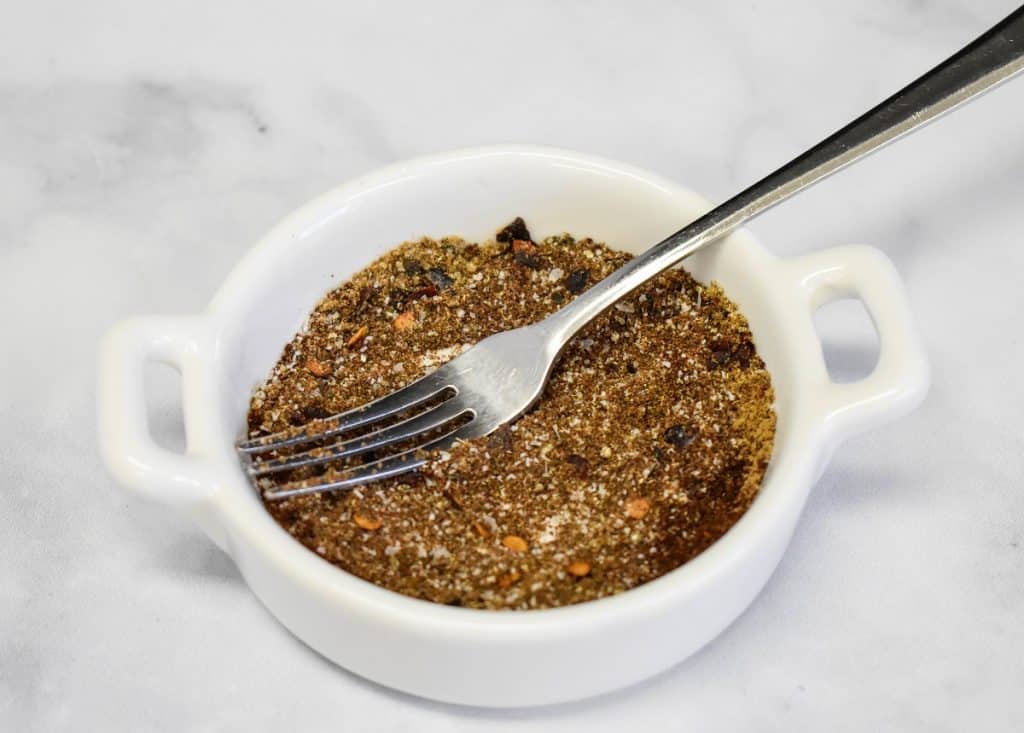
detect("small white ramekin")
(97, 146), (929, 707)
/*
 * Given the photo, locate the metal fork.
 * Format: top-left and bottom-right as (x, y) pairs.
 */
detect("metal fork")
(240, 7), (1024, 499)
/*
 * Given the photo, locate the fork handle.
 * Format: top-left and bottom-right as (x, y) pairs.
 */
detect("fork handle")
(543, 5), (1024, 348)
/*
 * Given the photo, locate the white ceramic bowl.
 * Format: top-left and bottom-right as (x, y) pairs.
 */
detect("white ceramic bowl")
(97, 146), (929, 707)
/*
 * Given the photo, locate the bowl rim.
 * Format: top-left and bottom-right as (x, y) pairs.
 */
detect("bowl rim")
(201, 145), (821, 633)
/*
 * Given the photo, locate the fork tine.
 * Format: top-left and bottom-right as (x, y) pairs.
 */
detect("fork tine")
(237, 376), (453, 454)
(246, 399), (473, 476)
(262, 422), (473, 500)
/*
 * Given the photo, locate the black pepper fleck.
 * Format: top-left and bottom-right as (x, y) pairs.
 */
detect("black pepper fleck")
(566, 269), (589, 294)
(496, 216), (532, 245)
(426, 267), (455, 291)
(664, 424), (697, 448)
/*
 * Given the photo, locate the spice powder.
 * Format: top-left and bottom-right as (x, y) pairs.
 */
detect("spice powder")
(248, 219), (776, 610)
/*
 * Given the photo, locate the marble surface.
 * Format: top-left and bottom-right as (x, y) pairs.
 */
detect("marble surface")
(3, 0), (1023, 729)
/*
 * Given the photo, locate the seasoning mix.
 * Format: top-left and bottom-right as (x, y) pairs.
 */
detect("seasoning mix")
(247, 219), (775, 610)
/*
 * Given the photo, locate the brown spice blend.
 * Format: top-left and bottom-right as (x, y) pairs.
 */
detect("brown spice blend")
(247, 220), (775, 610)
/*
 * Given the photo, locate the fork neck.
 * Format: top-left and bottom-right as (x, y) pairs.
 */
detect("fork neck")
(539, 211), (737, 351)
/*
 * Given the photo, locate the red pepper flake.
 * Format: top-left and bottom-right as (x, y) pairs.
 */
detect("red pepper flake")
(409, 283), (438, 301)
(502, 535), (528, 552)
(512, 239), (537, 256)
(567, 560), (591, 577)
(346, 325), (369, 348)
(393, 310), (416, 331)
(511, 239), (541, 269)
(305, 357), (332, 377)
(498, 570), (521, 588)
(625, 497), (650, 519)
(353, 513), (382, 531)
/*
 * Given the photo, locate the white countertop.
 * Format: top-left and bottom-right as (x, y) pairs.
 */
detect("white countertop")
(3, 0), (1023, 729)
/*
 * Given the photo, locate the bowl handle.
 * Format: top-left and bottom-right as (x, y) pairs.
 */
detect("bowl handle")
(789, 245), (930, 445)
(97, 316), (221, 509)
